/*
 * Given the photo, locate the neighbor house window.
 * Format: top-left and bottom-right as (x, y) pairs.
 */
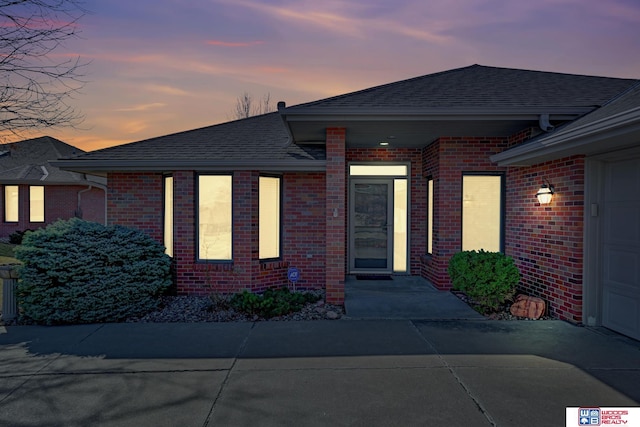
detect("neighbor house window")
(259, 176), (281, 260)
(164, 176), (173, 257)
(427, 178), (433, 254)
(198, 175), (232, 260)
(462, 174), (503, 252)
(29, 186), (45, 222)
(5, 185), (18, 222)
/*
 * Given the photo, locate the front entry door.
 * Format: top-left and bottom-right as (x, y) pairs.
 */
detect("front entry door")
(350, 179), (394, 273)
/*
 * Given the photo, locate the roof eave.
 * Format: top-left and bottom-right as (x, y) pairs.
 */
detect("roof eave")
(53, 159), (327, 175)
(491, 109), (640, 166)
(282, 107), (594, 121)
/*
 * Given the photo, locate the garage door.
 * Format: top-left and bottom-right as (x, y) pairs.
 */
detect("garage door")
(602, 157), (640, 340)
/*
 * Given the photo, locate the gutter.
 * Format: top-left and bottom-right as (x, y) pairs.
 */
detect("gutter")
(491, 107), (640, 166)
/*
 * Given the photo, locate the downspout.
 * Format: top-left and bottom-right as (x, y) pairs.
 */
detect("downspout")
(278, 101), (296, 147)
(76, 185), (92, 219)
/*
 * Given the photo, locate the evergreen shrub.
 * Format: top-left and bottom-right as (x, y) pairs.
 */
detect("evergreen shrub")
(447, 250), (520, 312)
(15, 218), (172, 324)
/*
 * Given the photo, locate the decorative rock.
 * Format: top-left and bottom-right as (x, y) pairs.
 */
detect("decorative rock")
(325, 310), (339, 320)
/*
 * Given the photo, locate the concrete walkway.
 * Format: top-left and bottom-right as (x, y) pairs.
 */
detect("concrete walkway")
(1, 320), (638, 427)
(344, 275), (485, 319)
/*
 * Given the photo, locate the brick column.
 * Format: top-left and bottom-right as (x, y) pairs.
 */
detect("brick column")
(326, 128), (346, 304)
(173, 171), (195, 293)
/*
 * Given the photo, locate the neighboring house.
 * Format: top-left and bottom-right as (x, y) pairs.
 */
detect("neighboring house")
(55, 65), (640, 340)
(0, 136), (106, 238)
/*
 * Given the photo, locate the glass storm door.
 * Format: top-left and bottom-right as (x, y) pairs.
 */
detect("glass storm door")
(350, 179), (393, 272)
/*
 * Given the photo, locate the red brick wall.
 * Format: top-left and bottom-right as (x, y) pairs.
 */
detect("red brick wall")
(421, 137), (510, 288)
(346, 148), (425, 274)
(283, 172), (326, 290)
(326, 128), (346, 304)
(107, 172), (164, 242)
(0, 184), (105, 238)
(505, 156), (585, 323)
(108, 170), (326, 295)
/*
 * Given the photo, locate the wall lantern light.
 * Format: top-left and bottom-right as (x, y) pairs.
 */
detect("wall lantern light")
(536, 182), (555, 204)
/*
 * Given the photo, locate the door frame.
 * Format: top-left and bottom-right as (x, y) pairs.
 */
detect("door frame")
(349, 178), (395, 274)
(347, 162), (411, 275)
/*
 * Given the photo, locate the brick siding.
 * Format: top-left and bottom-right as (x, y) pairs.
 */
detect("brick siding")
(0, 184), (105, 238)
(505, 156), (586, 323)
(421, 137), (510, 288)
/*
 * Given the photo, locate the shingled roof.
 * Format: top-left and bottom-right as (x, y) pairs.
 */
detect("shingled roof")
(492, 81), (640, 165)
(56, 64), (638, 173)
(0, 136), (105, 185)
(55, 113), (326, 175)
(285, 64), (637, 113)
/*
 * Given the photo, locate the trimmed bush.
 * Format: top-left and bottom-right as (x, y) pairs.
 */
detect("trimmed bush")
(230, 287), (321, 318)
(447, 250), (520, 312)
(15, 218), (172, 325)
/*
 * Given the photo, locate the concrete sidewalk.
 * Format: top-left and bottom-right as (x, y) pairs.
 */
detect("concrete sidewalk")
(0, 320), (638, 427)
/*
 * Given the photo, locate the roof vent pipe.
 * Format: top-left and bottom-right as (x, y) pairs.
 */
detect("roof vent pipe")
(539, 114), (555, 132)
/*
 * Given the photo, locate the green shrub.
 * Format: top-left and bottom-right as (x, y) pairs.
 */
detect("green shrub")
(230, 287), (320, 318)
(9, 229), (34, 245)
(15, 218), (172, 325)
(447, 250), (520, 312)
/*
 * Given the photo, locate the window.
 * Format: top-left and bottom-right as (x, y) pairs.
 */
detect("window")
(164, 176), (173, 257)
(427, 178), (433, 254)
(259, 176), (281, 259)
(5, 185), (18, 222)
(198, 175), (232, 260)
(393, 178), (407, 272)
(29, 186), (45, 222)
(462, 174), (503, 252)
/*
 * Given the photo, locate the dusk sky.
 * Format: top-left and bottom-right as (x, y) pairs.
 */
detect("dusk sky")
(20, 0), (640, 151)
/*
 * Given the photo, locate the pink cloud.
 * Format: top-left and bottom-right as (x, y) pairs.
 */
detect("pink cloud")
(206, 40), (264, 47)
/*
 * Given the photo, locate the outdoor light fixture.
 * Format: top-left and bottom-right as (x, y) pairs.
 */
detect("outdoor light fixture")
(379, 141), (389, 146)
(536, 182), (555, 204)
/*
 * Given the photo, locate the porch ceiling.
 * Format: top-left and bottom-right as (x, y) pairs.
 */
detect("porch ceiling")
(285, 113), (580, 148)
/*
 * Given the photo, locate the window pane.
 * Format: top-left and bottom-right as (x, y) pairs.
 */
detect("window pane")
(393, 179), (407, 272)
(350, 165), (407, 176)
(5, 186), (18, 222)
(198, 175), (232, 260)
(427, 179), (433, 254)
(164, 176), (173, 257)
(29, 186), (44, 222)
(259, 176), (280, 259)
(462, 175), (502, 252)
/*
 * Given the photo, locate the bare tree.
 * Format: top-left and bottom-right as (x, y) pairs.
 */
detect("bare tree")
(233, 92), (274, 119)
(0, 0), (88, 139)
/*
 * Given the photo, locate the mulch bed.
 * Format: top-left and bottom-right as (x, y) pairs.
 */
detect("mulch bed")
(451, 291), (554, 320)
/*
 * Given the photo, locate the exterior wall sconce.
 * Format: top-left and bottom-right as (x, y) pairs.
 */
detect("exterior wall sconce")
(536, 182), (554, 204)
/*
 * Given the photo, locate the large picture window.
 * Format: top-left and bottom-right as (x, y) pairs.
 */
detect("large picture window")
(5, 185), (18, 222)
(29, 186), (45, 223)
(462, 174), (503, 252)
(259, 176), (281, 260)
(198, 175), (232, 260)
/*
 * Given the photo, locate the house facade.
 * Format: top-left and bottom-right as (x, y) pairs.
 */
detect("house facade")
(57, 65), (640, 340)
(0, 136), (106, 239)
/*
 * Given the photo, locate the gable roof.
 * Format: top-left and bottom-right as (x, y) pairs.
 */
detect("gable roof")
(491, 81), (640, 165)
(0, 136), (106, 185)
(54, 113), (326, 176)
